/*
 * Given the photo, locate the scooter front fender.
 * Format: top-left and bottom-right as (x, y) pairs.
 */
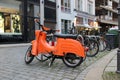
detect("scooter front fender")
(54, 38), (85, 58)
(31, 40), (38, 56)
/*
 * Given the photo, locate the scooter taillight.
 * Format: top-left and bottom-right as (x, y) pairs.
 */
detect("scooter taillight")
(85, 47), (89, 52)
(51, 41), (54, 46)
(49, 41), (55, 46)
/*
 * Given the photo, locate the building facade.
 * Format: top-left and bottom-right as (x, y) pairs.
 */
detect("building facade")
(0, 0), (56, 42)
(0, 0), (118, 43)
(95, 0), (118, 33)
(74, 0), (96, 34)
(55, 0), (76, 34)
(0, 0), (22, 42)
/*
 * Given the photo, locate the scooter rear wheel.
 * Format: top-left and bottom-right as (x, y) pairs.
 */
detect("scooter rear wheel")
(25, 45), (34, 64)
(62, 53), (83, 68)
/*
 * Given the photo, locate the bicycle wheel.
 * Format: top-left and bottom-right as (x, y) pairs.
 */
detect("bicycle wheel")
(62, 53), (83, 68)
(85, 38), (99, 57)
(24, 45), (34, 64)
(105, 40), (112, 51)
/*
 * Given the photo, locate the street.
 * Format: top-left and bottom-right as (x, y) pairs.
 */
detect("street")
(0, 45), (110, 80)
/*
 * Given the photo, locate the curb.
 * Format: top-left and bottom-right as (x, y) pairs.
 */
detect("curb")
(0, 43), (31, 48)
(75, 49), (117, 80)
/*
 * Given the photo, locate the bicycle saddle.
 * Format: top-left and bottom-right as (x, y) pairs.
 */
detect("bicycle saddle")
(54, 34), (77, 39)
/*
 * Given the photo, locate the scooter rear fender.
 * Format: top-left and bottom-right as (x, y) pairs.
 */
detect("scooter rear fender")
(54, 38), (85, 58)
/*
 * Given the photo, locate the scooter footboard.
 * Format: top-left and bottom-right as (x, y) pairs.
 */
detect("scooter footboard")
(54, 38), (85, 57)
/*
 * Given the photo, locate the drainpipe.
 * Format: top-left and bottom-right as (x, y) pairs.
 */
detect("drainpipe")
(116, 0), (120, 73)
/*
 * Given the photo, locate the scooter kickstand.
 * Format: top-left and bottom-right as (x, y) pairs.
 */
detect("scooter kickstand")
(49, 55), (56, 67)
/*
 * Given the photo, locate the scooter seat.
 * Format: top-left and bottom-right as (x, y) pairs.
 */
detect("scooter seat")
(54, 34), (77, 39)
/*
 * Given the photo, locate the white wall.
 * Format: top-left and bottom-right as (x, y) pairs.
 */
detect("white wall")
(77, 0), (95, 15)
(56, 0), (76, 33)
(56, 0), (61, 33)
(93, 0), (95, 15)
(61, 0), (77, 32)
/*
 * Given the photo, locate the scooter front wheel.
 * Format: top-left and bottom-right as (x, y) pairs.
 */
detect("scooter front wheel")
(25, 45), (34, 64)
(62, 53), (83, 68)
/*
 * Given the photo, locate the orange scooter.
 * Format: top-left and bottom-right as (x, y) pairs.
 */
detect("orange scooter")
(24, 19), (86, 68)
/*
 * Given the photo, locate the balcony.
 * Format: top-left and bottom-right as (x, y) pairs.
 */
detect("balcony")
(96, 16), (118, 25)
(100, 5), (118, 13)
(112, 0), (119, 3)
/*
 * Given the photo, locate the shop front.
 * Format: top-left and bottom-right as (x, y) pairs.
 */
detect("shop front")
(0, 13), (21, 33)
(0, 0), (56, 43)
(0, 0), (22, 43)
(0, 0), (40, 43)
(74, 12), (96, 35)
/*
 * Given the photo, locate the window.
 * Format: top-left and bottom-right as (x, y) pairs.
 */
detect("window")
(28, 0), (40, 3)
(78, 0), (83, 11)
(61, 19), (71, 34)
(0, 13), (21, 33)
(48, 0), (56, 2)
(108, 11), (112, 17)
(76, 17), (83, 25)
(61, 0), (71, 13)
(88, 1), (93, 14)
(44, 0), (56, 22)
(84, 18), (88, 24)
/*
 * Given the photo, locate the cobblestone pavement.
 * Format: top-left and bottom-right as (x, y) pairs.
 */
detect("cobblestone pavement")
(0, 45), (110, 80)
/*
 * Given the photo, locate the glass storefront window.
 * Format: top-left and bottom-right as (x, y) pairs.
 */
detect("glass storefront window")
(61, 19), (71, 34)
(0, 13), (21, 34)
(0, 0), (22, 34)
(0, 13), (4, 33)
(48, 0), (56, 2)
(11, 14), (21, 33)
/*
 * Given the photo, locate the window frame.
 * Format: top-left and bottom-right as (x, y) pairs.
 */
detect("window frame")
(61, 0), (71, 13)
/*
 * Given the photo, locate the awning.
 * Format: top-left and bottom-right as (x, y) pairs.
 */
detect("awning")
(84, 24), (93, 28)
(76, 24), (93, 28)
(0, 6), (19, 14)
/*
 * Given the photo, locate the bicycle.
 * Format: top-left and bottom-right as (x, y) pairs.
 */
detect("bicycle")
(98, 34), (112, 51)
(68, 27), (99, 57)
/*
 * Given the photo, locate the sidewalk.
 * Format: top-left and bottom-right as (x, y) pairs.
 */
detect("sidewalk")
(103, 51), (120, 80)
(76, 48), (118, 80)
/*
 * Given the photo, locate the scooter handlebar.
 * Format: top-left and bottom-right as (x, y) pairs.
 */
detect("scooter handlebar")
(34, 19), (43, 29)
(34, 19), (60, 34)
